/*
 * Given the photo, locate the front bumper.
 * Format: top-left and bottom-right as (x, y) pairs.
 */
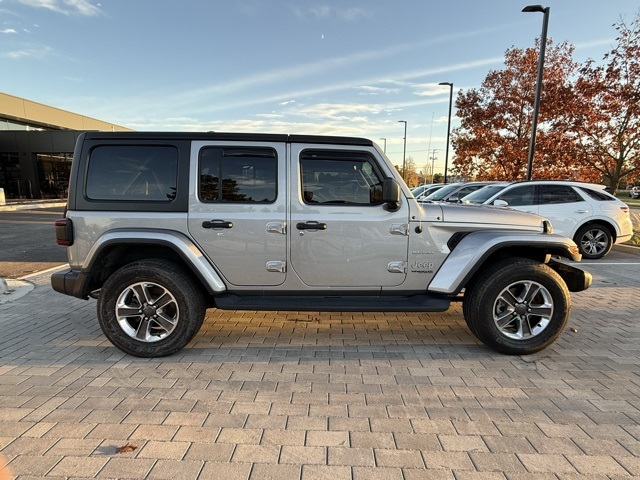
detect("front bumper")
(548, 259), (592, 292)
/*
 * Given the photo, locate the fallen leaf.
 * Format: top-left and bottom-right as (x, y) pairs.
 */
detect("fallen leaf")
(116, 443), (139, 454)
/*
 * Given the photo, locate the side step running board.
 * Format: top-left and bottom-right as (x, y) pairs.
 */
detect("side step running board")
(213, 293), (450, 312)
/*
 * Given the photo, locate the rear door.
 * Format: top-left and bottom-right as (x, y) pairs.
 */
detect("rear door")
(536, 184), (592, 237)
(289, 145), (409, 288)
(187, 141), (287, 286)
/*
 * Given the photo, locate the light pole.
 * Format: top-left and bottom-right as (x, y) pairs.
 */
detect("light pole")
(439, 82), (453, 184)
(398, 121), (407, 180)
(379, 138), (387, 154)
(523, 4), (550, 181)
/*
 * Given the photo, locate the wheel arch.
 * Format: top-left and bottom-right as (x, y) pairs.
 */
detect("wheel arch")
(428, 231), (582, 296)
(80, 230), (226, 300)
(572, 219), (616, 242)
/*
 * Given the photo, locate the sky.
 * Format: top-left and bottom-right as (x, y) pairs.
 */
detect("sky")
(1, 0), (638, 175)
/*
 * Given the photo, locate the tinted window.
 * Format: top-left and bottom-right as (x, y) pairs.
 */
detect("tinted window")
(538, 185), (582, 204)
(199, 147), (277, 203)
(424, 183), (461, 201)
(452, 184), (485, 200)
(300, 151), (383, 205)
(86, 145), (178, 201)
(496, 185), (535, 206)
(462, 184), (508, 204)
(578, 186), (614, 201)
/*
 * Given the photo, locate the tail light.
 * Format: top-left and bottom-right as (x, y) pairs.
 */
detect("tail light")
(55, 218), (74, 246)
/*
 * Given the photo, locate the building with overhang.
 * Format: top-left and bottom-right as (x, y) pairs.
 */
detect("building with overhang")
(0, 92), (131, 199)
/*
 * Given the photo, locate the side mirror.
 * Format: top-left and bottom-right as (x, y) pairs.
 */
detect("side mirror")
(382, 178), (401, 210)
(493, 199), (508, 207)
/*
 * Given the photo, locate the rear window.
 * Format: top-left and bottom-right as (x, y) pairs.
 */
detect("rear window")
(538, 185), (582, 204)
(86, 145), (178, 201)
(578, 186), (615, 201)
(198, 147), (277, 203)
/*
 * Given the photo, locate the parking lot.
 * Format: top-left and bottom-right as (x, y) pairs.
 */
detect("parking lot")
(0, 246), (639, 479)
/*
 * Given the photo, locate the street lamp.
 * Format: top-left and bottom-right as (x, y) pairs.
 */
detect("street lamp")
(398, 121), (407, 180)
(379, 138), (387, 154)
(438, 82), (453, 184)
(522, 4), (550, 181)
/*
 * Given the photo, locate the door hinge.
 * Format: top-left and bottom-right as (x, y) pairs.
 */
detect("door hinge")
(387, 261), (407, 273)
(266, 222), (286, 234)
(266, 260), (286, 273)
(390, 223), (408, 236)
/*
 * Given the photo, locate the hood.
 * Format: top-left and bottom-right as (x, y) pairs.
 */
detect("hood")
(427, 203), (547, 230)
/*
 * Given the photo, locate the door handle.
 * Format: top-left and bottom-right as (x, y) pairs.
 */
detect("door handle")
(296, 221), (327, 231)
(575, 210), (589, 214)
(202, 220), (233, 229)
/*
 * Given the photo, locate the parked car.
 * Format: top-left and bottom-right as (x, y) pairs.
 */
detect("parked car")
(51, 131), (591, 357)
(460, 183), (511, 204)
(473, 180), (633, 259)
(420, 181), (498, 203)
(414, 183), (444, 200)
(630, 186), (640, 199)
(411, 183), (442, 198)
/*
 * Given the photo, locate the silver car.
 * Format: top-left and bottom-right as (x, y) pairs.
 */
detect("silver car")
(421, 181), (500, 203)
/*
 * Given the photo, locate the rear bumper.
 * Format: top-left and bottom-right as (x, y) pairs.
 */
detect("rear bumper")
(51, 269), (90, 300)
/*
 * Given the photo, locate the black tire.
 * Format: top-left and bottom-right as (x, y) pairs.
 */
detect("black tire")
(463, 258), (570, 355)
(97, 259), (206, 358)
(574, 224), (613, 259)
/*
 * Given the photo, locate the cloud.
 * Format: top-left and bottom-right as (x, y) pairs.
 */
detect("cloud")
(357, 85), (400, 96)
(2, 44), (53, 58)
(11, 0), (102, 16)
(292, 5), (369, 21)
(412, 83), (453, 97)
(1, 28), (18, 33)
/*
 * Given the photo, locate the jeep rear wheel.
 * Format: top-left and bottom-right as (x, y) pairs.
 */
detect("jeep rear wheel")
(97, 259), (206, 357)
(463, 258), (570, 355)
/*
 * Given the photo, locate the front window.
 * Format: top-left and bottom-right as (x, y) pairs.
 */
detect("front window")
(299, 150), (383, 205)
(462, 184), (508, 204)
(496, 185), (535, 206)
(424, 183), (461, 201)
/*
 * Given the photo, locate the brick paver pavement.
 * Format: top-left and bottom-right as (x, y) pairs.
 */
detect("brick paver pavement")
(0, 257), (639, 479)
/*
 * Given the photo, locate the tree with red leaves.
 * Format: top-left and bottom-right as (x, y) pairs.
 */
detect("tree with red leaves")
(452, 10), (640, 187)
(569, 12), (640, 189)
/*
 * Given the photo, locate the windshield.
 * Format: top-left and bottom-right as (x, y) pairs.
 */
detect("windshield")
(462, 184), (509, 204)
(423, 183), (461, 201)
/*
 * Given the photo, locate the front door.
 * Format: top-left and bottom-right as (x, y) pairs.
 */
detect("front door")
(289, 145), (409, 288)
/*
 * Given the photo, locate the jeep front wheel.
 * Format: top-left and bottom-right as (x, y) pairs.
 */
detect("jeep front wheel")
(463, 258), (570, 355)
(97, 259), (206, 358)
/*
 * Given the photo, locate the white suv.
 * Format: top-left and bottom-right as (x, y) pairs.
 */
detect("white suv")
(464, 181), (633, 259)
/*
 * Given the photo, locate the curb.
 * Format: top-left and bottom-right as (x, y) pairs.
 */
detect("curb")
(0, 201), (66, 212)
(613, 243), (640, 256)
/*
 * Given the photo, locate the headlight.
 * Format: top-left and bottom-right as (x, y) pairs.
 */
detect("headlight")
(542, 220), (553, 234)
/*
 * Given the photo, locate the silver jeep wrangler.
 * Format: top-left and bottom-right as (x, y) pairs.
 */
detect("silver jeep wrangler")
(52, 132), (591, 357)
